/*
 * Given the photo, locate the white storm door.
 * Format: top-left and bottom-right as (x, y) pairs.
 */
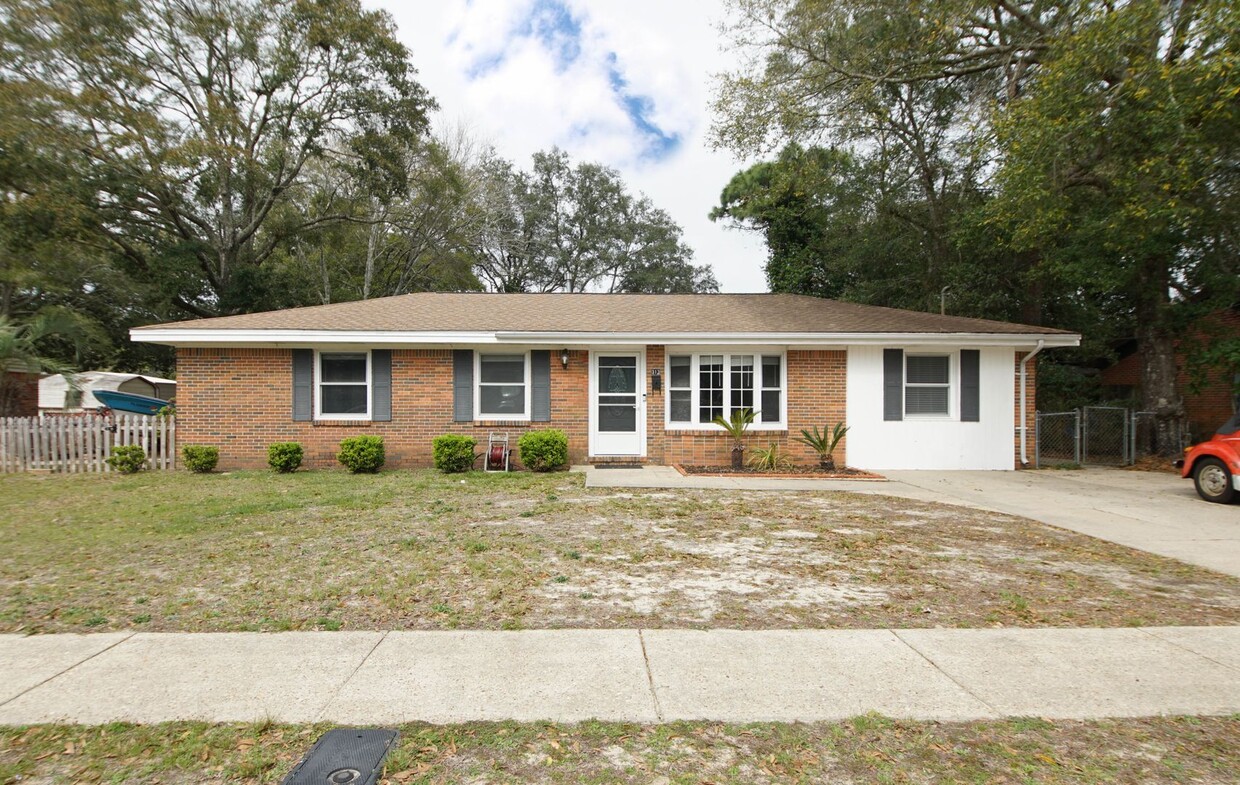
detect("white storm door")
(592, 353), (644, 456)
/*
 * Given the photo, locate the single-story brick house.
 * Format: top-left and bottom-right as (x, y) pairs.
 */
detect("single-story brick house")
(130, 293), (1079, 471)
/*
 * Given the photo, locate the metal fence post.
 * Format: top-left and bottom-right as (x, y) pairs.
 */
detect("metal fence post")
(1034, 411), (1040, 469)
(1074, 408), (1082, 466)
(1122, 408), (1130, 465)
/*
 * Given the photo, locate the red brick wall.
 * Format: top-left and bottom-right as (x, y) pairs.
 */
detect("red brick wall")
(647, 348), (847, 467)
(1014, 351), (1037, 468)
(176, 348), (589, 470)
(1098, 311), (1239, 438)
(177, 346), (853, 470)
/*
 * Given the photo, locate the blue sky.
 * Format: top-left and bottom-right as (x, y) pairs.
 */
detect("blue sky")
(368, 0), (766, 292)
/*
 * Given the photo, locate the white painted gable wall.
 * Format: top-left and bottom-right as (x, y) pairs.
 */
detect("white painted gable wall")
(846, 345), (1016, 470)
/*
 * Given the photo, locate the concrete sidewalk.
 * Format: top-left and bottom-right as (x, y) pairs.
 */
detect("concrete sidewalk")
(2, 627), (1238, 725)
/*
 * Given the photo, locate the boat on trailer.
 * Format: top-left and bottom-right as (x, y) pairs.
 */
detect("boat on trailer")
(92, 389), (170, 416)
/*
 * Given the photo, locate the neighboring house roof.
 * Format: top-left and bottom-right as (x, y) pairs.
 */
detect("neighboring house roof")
(132, 293), (1079, 347)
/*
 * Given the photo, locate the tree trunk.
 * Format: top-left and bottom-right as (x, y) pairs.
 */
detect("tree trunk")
(731, 446), (744, 470)
(1135, 256), (1184, 456)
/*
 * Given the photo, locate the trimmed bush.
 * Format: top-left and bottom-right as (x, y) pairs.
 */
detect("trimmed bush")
(268, 442), (304, 473)
(432, 434), (477, 473)
(106, 444), (147, 474)
(337, 435), (385, 473)
(517, 429), (568, 472)
(181, 444), (219, 473)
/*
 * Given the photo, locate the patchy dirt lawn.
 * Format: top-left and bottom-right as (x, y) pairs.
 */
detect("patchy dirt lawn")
(2, 717), (1238, 784)
(1, 470), (1237, 632)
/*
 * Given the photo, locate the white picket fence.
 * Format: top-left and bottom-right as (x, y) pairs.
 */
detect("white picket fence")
(0, 414), (176, 473)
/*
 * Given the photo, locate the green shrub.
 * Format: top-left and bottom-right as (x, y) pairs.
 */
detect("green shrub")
(181, 444), (219, 473)
(432, 434), (477, 473)
(268, 442), (304, 473)
(517, 429), (568, 472)
(337, 435), (385, 473)
(106, 444), (147, 474)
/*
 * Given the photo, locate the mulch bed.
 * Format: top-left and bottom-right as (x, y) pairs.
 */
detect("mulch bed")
(675, 464), (886, 480)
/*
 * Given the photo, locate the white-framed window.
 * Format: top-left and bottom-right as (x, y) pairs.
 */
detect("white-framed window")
(666, 351), (786, 429)
(905, 354), (951, 417)
(316, 350), (371, 420)
(476, 352), (530, 419)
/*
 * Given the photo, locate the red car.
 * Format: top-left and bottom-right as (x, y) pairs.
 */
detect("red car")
(1177, 412), (1240, 503)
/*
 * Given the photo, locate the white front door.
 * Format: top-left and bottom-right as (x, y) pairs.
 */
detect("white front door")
(591, 352), (644, 456)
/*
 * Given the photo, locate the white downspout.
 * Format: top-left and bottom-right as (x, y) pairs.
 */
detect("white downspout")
(1019, 339), (1045, 467)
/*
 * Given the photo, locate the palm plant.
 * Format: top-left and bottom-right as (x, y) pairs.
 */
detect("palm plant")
(747, 441), (794, 471)
(793, 422), (849, 470)
(711, 407), (756, 469)
(0, 310), (96, 416)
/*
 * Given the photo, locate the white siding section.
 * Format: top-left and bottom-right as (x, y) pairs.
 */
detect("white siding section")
(846, 346), (1015, 470)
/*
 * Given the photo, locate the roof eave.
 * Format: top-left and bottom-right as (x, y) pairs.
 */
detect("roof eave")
(130, 327), (1080, 349)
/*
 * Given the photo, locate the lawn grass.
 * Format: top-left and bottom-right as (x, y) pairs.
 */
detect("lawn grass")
(1, 716), (1236, 784)
(1, 470), (1237, 632)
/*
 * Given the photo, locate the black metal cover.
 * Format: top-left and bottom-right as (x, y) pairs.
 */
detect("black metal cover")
(280, 728), (399, 785)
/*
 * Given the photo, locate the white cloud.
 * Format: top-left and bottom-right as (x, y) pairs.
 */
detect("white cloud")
(369, 0), (768, 292)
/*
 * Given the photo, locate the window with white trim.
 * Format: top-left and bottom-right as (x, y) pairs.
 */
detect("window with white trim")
(667, 352), (785, 427)
(477, 353), (528, 418)
(318, 352), (370, 418)
(905, 354), (950, 416)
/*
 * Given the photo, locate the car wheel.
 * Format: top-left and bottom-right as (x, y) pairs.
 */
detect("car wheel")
(1193, 457), (1236, 504)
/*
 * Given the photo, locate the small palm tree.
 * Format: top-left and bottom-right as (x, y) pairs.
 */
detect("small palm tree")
(0, 310), (96, 415)
(794, 422), (849, 471)
(712, 407), (757, 469)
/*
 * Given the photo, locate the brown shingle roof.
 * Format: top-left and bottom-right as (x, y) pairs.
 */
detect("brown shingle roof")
(133, 293), (1073, 335)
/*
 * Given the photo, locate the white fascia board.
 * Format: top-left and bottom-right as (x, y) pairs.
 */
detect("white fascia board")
(130, 329), (502, 347)
(499, 332), (1081, 348)
(131, 327), (1081, 349)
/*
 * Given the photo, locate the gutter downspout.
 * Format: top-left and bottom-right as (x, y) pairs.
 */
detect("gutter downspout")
(1019, 340), (1045, 467)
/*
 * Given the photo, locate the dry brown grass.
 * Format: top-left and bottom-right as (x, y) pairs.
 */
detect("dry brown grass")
(2, 717), (1238, 784)
(1, 470), (1237, 632)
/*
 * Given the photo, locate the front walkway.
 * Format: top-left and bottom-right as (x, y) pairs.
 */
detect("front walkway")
(579, 466), (1240, 578)
(2, 627), (1238, 724)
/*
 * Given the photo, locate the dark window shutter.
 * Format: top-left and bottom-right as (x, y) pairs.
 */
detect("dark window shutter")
(371, 350), (392, 422)
(453, 349), (473, 422)
(292, 349), (313, 422)
(883, 349), (903, 421)
(960, 349), (980, 422)
(531, 350), (551, 422)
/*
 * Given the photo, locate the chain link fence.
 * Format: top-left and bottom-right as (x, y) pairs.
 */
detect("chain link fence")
(1082, 405), (1129, 465)
(1130, 411), (1191, 462)
(1034, 411), (1080, 467)
(1036, 407), (1191, 468)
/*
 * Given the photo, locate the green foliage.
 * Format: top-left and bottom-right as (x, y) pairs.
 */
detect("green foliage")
(181, 445), (219, 474)
(517, 429), (568, 472)
(106, 445), (146, 474)
(0, 0), (434, 317)
(337, 436), (385, 474)
(794, 423), (849, 459)
(470, 149), (717, 294)
(432, 434), (477, 473)
(712, 0), (1240, 417)
(747, 442), (795, 471)
(711, 408), (756, 448)
(267, 443), (304, 474)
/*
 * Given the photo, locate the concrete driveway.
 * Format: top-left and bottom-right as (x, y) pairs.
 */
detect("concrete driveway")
(886, 469), (1240, 578)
